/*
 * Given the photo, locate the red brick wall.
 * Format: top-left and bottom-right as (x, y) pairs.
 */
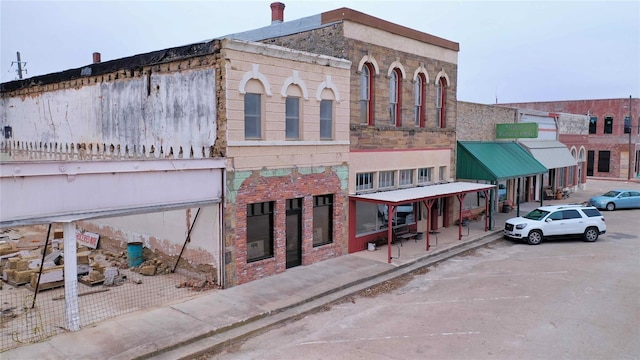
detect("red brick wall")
(228, 167), (347, 286)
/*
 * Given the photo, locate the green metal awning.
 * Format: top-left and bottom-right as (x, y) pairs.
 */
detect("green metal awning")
(457, 141), (548, 181)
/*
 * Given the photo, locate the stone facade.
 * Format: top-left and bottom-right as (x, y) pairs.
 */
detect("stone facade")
(456, 101), (517, 141)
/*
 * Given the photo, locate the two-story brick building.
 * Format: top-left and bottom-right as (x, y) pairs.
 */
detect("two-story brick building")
(0, 38), (352, 288)
(225, 4), (493, 257)
(499, 98), (640, 181)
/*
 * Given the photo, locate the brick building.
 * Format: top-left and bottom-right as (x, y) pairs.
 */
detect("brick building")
(225, 4), (491, 255)
(0, 38), (352, 287)
(499, 98), (640, 181)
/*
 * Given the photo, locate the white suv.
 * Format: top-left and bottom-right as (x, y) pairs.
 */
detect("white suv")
(504, 204), (606, 245)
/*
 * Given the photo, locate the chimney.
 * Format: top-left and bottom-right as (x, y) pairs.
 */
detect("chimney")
(92, 52), (101, 64)
(270, 2), (285, 24)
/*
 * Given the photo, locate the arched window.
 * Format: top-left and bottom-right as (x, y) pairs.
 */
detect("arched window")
(436, 76), (447, 128)
(360, 63), (374, 125)
(244, 79), (266, 140)
(414, 73), (426, 127)
(389, 68), (402, 126)
(285, 85), (303, 140)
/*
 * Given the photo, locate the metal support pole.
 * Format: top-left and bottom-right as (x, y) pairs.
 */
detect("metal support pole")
(31, 224), (52, 308)
(63, 222), (80, 331)
(629, 95), (633, 180)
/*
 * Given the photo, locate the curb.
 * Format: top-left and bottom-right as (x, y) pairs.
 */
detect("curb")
(146, 232), (505, 360)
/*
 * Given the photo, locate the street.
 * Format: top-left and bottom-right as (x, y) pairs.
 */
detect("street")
(212, 196), (640, 359)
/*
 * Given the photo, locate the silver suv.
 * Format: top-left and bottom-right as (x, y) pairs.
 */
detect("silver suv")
(504, 204), (606, 245)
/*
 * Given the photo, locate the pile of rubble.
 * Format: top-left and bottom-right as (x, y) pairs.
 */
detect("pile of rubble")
(0, 227), (211, 292)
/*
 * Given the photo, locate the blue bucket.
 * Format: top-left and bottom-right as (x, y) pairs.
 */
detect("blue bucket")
(127, 242), (144, 268)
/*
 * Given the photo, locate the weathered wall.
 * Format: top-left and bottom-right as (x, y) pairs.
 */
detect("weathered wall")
(1, 64), (218, 159)
(79, 205), (221, 281)
(219, 39), (351, 286)
(349, 149), (451, 193)
(226, 166), (348, 285)
(457, 101), (517, 141)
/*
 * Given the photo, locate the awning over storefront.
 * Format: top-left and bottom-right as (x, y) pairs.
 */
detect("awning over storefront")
(351, 182), (494, 205)
(518, 140), (577, 169)
(351, 182), (495, 263)
(457, 141), (548, 181)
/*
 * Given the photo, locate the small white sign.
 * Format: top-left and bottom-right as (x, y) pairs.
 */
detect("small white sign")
(76, 230), (99, 249)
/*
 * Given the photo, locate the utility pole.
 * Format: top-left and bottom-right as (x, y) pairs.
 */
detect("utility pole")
(12, 52), (27, 79)
(629, 95), (633, 180)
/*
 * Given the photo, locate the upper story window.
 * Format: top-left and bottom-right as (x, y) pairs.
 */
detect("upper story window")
(399, 169), (413, 187)
(436, 77), (447, 128)
(378, 171), (395, 189)
(320, 99), (333, 140)
(604, 116), (613, 134)
(244, 93), (262, 139)
(417, 167), (433, 184)
(360, 63), (375, 126)
(589, 116), (597, 134)
(356, 172), (374, 192)
(414, 74), (426, 127)
(285, 96), (300, 140)
(438, 166), (448, 182)
(389, 68), (402, 126)
(624, 116), (631, 134)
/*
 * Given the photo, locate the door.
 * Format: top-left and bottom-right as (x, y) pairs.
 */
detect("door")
(286, 198), (302, 269)
(587, 150), (595, 176)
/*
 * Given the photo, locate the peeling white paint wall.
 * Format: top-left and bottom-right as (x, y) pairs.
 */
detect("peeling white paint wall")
(1, 69), (217, 158)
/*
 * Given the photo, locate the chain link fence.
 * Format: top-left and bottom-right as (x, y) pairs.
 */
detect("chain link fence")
(1, 219), (220, 352)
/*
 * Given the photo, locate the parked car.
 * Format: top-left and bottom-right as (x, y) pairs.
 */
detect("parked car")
(503, 204), (606, 245)
(378, 204), (414, 225)
(588, 189), (640, 211)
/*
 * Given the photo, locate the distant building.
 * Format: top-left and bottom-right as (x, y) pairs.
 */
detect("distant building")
(499, 98), (640, 181)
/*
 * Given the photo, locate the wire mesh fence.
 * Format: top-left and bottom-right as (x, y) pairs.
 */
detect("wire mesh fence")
(1, 221), (220, 353)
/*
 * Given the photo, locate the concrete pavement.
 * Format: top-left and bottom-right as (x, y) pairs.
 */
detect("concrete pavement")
(4, 179), (635, 359)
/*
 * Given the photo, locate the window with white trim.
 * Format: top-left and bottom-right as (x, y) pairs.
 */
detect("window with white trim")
(417, 167), (433, 184)
(320, 99), (333, 140)
(438, 166), (447, 182)
(356, 172), (374, 191)
(399, 169), (413, 187)
(286, 96), (300, 140)
(436, 77), (447, 128)
(244, 93), (261, 139)
(414, 74), (426, 127)
(360, 63), (374, 125)
(389, 68), (401, 126)
(379, 171), (395, 189)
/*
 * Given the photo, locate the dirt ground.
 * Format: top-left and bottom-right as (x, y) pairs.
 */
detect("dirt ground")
(0, 225), (219, 352)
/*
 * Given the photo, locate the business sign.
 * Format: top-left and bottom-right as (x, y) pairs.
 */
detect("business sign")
(496, 123), (538, 139)
(76, 230), (100, 249)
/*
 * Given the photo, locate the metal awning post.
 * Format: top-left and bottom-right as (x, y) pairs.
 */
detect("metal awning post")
(386, 205), (397, 263)
(423, 199), (435, 250)
(456, 193), (466, 240)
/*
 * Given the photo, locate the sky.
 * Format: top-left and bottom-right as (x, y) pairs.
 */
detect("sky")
(1, 0), (639, 104)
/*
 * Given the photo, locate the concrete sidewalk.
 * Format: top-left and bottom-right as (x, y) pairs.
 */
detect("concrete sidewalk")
(3, 181), (623, 359)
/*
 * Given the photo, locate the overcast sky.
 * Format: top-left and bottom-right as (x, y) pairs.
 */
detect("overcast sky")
(1, 0), (638, 104)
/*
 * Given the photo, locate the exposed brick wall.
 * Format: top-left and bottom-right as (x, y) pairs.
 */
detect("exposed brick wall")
(224, 166), (348, 286)
(499, 99), (640, 179)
